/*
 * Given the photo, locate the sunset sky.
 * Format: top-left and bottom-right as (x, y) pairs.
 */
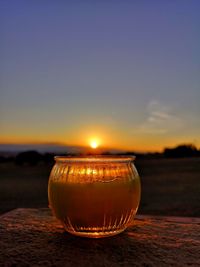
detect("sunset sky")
(0, 1), (200, 152)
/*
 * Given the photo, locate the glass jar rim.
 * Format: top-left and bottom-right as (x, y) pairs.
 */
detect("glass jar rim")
(54, 155), (135, 163)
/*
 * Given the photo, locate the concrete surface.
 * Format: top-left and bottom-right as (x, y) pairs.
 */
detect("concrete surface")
(0, 208), (200, 266)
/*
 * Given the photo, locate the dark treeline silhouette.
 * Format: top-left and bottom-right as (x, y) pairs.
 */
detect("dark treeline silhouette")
(15, 151), (43, 166)
(118, 144), (200, 159)
(163, 144), (200, 158)
(14, 151), (84, 165)
(0, 143), (199, 165)
(14, 151), (58, 165)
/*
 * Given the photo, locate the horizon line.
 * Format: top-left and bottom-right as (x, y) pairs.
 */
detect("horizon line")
(0, 141), (198, 154)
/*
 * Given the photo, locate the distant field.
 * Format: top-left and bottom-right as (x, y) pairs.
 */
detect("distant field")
(136, 158), (200, 217)
(0, 158), (200, 217)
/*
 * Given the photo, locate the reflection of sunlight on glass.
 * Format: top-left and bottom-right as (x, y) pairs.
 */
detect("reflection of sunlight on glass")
(86, 168), (92, 175)
(90, 140), (99, 149)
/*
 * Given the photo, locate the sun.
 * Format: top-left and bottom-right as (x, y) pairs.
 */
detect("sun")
(90, 140), (99, 149)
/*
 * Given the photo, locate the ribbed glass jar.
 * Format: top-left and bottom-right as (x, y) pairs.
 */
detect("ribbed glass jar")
(48, 156), (141, 238)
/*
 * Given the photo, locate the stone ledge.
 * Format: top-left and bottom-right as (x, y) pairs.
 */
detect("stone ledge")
(0, 208), (200, 267)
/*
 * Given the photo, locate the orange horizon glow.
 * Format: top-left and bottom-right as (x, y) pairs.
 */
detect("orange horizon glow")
(0, 122), (199, 153)
(0, 134), (199, 153)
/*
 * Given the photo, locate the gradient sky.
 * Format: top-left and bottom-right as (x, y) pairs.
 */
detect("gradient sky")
(0, 1), (200, 151)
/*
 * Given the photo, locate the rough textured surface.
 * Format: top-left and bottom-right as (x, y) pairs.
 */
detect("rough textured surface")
(0, 209), (200, 267)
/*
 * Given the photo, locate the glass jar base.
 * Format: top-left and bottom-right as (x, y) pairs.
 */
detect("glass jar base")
(65, 228), (126, 238)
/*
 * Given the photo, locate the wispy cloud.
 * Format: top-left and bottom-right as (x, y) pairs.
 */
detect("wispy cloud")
(135, 100), (183, 135)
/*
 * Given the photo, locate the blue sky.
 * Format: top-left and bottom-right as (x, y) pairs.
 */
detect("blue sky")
(0, 1), (200, 151)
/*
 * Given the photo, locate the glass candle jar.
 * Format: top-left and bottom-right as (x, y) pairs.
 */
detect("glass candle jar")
(48, 156), (141, 238)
